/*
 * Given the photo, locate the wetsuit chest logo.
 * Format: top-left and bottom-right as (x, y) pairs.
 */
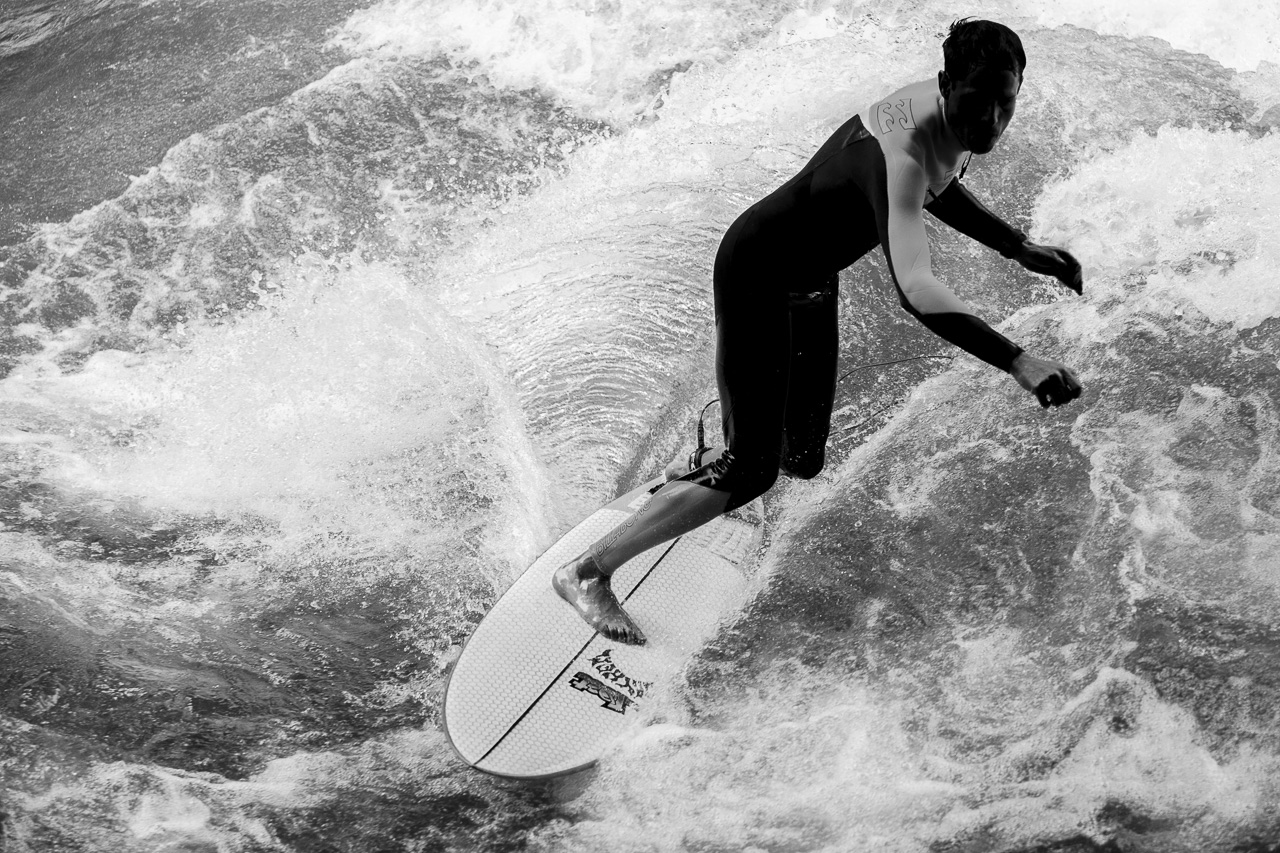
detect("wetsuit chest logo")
(875, 98), (917, 135)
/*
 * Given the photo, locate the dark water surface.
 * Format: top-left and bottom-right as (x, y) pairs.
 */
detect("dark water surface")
(0, 0), (364, 245)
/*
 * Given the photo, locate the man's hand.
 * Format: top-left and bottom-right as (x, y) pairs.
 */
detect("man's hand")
(1014, 243), (1083, 294)
(1010, 352), (1082, 409)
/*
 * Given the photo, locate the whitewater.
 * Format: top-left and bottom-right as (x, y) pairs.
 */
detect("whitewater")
(2, 0), (1279, 850)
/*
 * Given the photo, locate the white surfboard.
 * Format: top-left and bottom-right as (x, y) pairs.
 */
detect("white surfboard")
(442, 474), (762, 779)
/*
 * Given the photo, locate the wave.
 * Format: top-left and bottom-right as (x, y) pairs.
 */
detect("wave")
(4, 0), (1280, 850)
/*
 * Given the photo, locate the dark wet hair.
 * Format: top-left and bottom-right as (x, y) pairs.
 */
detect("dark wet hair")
(942, 18), (1026, 81)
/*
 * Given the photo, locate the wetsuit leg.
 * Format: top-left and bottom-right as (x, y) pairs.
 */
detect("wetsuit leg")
(685, 214), (792, 510)
(569, 211), (784, 574)
(568, 212), (839, 571)
(780, 281), (840, 479)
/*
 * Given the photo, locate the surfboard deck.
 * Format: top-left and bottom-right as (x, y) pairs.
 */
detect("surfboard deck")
(441, 473), (762, 779)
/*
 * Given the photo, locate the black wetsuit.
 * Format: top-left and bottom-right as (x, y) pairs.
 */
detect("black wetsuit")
(685, 79), (1028, 510)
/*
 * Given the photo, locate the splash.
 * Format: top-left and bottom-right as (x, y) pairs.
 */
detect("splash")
(1033, 126), (1280, 331)
(331, 0), (1280, 132)
(331, 0), (792, 121)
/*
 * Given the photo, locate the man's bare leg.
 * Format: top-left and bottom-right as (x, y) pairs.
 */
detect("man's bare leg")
(552, 449), (730, 645)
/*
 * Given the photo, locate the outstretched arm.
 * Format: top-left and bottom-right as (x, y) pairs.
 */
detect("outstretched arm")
(876, 153), (1081, 406)
(878, 152), (1023, 372)
(926, 179), (1083, 293)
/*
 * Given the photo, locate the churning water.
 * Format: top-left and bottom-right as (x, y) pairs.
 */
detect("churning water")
(3, 0), (1280, 850)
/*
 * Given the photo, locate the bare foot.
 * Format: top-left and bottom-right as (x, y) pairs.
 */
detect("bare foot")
(551, 554), (647, 645)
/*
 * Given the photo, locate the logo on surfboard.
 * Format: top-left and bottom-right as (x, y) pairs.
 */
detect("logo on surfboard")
(568, 649), (653, 715)
(569, 672), (634, 714)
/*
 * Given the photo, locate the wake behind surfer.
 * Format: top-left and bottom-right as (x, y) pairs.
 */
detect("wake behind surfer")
(552, 19), (1084, 645)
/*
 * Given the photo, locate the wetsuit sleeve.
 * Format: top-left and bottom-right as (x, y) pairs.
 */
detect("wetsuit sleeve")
(878, 149), (1024, 373)
(924, 179), (1027, 258)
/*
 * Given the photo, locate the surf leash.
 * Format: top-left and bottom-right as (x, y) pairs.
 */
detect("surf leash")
(835, 353), (953, 385)
(836, 353), (953, 433)
(690, 398), (721, 468)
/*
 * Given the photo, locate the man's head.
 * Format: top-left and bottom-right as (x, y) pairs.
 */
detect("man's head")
(938, 18), (1025, 154)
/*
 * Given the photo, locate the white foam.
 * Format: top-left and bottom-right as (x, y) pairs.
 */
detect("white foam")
(331, 0), (1280, 132)
(1033, 126), (1280, 331)
(1008, 0), (1280, 73)
(331, 0), (788, 121)
(774, 0), (1279, 73)
(544, 645), (1277, 851)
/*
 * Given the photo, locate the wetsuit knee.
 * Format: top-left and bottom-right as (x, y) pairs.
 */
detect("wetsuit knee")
(780, 448), (826, 480)
(679, 449), (777, 511)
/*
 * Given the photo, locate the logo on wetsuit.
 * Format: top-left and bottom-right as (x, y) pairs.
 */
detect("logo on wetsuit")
(567, 649), (652, 715)
(875, 98), (917, 135)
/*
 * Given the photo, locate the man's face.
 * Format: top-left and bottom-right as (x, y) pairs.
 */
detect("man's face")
(939, 65), (1021, 154)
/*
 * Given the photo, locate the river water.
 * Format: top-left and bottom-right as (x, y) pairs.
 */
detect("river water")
(2, 1), (1280, 850)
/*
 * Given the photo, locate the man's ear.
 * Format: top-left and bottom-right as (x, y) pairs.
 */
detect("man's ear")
(937, 69), (951, 98)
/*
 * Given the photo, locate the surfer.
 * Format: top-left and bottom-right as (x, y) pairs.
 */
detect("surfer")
(553, 19), (1083, 645)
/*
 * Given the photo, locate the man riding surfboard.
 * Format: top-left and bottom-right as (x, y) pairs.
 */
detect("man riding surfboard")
(553, 19), (1083, 645)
